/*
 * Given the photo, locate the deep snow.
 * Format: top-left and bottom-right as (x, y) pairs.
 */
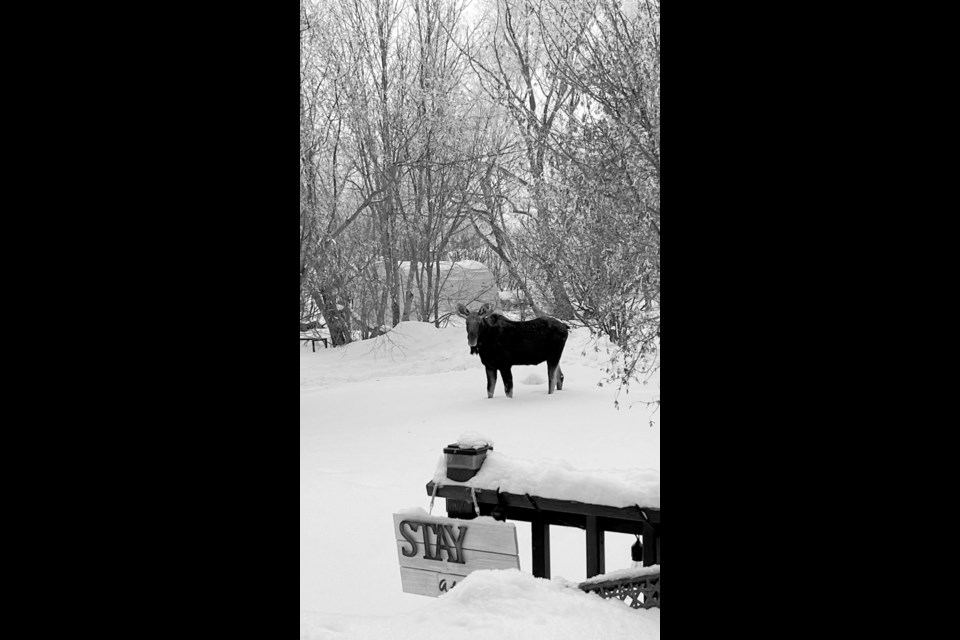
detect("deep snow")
(300, 571), (660, 640)
(300, 321), (660, 638)
(432, 450), (660, 510)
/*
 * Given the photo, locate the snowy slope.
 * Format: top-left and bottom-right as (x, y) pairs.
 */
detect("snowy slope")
(300, 321), (660, 638)
(300, 570), (661, 640)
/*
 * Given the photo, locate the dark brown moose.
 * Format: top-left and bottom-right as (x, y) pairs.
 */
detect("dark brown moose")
(457, 302), (569, 398)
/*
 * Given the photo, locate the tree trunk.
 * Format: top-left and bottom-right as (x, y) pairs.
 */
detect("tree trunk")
(546, 269), (575, 320)
(313, 289), (352, 347)
(402, 258), (418, 321)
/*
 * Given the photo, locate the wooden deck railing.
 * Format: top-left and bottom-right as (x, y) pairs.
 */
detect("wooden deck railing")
(580, 571), (660, 609)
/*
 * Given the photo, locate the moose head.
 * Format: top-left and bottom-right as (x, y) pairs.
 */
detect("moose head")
(457, 302), (495, 355)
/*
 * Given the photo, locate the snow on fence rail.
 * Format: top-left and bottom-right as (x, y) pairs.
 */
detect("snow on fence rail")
(579, 566), (661, 609)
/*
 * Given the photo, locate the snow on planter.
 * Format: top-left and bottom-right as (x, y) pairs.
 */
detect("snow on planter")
(455, 432), (495, 450)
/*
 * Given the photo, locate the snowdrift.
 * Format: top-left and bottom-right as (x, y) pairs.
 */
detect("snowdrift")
(300, 320), (657, 394)
(299, 570), (660, 640)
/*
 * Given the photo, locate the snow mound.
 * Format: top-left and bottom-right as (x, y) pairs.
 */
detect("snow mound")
(433, 451), (660, 510)
(521, 372), (546, 385)
(300, 322), (478, 392)
(299, 570), (660, 640)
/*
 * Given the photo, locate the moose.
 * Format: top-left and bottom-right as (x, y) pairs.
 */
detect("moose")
(457, 302), (569, 399)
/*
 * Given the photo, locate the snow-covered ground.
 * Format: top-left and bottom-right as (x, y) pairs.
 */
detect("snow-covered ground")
(300, 321), (660, 639)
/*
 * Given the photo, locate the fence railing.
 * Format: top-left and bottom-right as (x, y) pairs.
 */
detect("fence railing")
(579, 572), (660, 610)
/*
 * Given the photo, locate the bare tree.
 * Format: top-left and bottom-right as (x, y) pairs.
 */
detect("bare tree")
(459, 0), (583, 319)
(540, 0), (661, 393)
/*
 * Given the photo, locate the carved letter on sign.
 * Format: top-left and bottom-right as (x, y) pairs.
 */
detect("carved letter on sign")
(400, 521), (420, 558)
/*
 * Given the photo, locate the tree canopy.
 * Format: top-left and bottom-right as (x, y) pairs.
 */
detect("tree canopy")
(300, 0), (659, 394)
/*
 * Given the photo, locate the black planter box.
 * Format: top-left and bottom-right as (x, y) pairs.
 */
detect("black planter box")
(443, 444), (492, 482)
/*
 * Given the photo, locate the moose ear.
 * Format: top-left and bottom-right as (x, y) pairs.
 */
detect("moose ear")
(456, 304), (471, 317)
(479, 302), (495, 317)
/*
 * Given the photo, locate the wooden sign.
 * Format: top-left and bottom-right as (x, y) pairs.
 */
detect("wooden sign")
(393, 513), (520, 597)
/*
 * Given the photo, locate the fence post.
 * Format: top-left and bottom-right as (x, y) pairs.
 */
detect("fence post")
(586, 515), (606, 578)
(532, 519), (551, 579)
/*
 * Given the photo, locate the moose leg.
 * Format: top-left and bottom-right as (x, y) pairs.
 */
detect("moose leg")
(557, 366), (564, 391)
(547, 361), (560, 394)
(486, 367), (498, 399)
(500, 367), (514, 398)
